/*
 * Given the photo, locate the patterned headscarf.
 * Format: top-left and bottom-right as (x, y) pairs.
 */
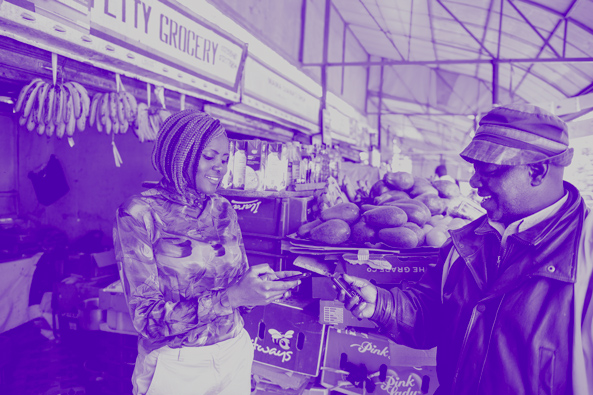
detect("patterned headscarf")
(152, 110), (227, 195)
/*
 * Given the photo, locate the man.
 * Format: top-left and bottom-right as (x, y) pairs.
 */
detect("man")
(433, 164), (456, 184)
(340, 104), (593, 395)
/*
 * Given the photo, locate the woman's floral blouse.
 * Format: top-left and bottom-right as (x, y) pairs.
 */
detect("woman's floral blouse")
(113, 184), (248, 353)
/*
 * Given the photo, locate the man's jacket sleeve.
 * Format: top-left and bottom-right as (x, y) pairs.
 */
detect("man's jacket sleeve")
(370, 240), (453, 349)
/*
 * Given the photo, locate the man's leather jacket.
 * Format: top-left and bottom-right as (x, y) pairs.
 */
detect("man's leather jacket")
(371, 183), (586, 394)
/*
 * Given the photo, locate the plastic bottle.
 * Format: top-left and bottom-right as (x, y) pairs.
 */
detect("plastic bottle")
(232, 140), (247, 189)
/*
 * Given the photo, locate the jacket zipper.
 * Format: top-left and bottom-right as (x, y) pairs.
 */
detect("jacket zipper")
(450, 231), (502, 389)
(452, 308), (478, 388)
(452, 235), (535, 391)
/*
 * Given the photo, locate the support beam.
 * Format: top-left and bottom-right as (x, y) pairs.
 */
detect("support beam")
(510, 0), (578, 97)
(367, 112), (477, 117)
(514, 0), (593, 37)
(436, 0), (495, 58)
(298, 0), (307, 63)
(378, 60), (384, 151)
(302, 56), (593, 67)
(492, 60), (499, 105)
(506, 0), (561, 57)
(320, 0), (331, 145)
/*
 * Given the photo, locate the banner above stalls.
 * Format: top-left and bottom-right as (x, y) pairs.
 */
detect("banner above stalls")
(204, 104), (295, 143)
(325, 104), (371, 152)
(0, 0), (247, 102)
(241, 56), (320, 134)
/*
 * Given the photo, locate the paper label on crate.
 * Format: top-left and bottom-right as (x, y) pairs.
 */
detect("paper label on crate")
(323, 305), (344, 324)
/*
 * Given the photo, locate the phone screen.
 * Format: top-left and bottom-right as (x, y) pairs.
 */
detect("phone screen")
(275, 272), (311, 282)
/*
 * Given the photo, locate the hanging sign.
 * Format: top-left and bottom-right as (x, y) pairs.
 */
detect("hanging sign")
(242, 56), (320, 127)
(0, 0), (246, 95)
(90, 0), (246, 91)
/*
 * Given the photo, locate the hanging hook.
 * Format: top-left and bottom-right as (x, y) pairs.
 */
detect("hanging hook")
(51, 53), (58, 85)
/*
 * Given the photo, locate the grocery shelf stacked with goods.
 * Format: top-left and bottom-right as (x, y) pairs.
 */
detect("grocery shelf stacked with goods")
(216, 137), (345, 272)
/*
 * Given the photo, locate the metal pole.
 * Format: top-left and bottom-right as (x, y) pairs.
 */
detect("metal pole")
(302, 56), (593, 67)
(320, 0), (331, 144)
(298, 0), (307, 63)
(492, 60), (499, 105)
(378, 60), (384, 151)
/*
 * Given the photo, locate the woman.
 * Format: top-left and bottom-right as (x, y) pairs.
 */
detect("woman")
(113, 110), (301, 395)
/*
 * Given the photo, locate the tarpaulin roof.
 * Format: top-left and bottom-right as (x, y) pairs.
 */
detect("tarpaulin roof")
(329, 0), (593, 159)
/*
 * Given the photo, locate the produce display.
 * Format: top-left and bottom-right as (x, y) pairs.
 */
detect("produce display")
(15, 76), (174, 142)
(89, 90), (138, 135)
(15, 78), (91, 137)
(134, 103), (171, 142)
(296, 171), (479, 249)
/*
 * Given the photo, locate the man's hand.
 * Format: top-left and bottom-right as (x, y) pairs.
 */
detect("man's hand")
(337, 274), (378, 319)
(227, 264), (302, 308)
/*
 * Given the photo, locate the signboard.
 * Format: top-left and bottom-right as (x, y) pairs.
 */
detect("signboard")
(90, 0), (246, 91)
(29, 0), (91, 33)
(0, 0), (246, 97)
(328, 105), (351, 137)
(243, 56), (320, 125)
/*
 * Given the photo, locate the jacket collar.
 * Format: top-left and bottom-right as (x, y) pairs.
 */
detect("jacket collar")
(450, 182), (585, 288)
(154, 179), (208, 209)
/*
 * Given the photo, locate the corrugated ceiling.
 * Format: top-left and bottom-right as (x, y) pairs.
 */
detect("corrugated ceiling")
(330, 0), (593, 158)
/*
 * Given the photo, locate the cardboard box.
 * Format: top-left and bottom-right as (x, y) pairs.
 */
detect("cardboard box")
(389, 342), (437, 367)
(301, 387), (329, 395)
(105, 309), (135, 334)
(221, 194), (313, 237)
(243, 302), (326, 376)
(310, 276), (337, 300)
(226, 196), (284, 236)
(251, 361), (313, 392)
(99, 280), (136, 335)
(342, 252), (438, 285)
(244, 250), (285, 272)
(65, 249), (118, 278)
(320, 327), (438, 395)
(99, 280), (128, 312)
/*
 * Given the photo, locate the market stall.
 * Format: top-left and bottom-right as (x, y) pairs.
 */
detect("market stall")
(4, 0), (591, 394)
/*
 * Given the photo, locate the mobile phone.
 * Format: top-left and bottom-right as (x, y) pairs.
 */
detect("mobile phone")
(331, 275), (363, 301)
(275, 272), (311, 282)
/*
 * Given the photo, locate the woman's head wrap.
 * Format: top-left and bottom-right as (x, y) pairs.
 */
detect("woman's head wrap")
(152, 110), (227, 195)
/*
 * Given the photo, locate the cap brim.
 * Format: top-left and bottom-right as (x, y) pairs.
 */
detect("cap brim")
(460, 140), (572, 166)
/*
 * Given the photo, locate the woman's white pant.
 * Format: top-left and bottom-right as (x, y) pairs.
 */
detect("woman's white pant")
(132, 329), (254, 395)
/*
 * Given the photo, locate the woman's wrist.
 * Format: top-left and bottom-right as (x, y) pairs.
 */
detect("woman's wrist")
(224, 283), (240, 309)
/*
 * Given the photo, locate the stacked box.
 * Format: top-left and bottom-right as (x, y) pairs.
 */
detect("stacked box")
(320, 327), (438, 395)
(99, 280), (136, 335)
(243, 301), (326, 377)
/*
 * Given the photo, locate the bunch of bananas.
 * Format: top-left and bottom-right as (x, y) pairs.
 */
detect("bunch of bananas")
(15, 78), (91, 138)
(89, 90), (138, 134)
(134, 102), (171, 142)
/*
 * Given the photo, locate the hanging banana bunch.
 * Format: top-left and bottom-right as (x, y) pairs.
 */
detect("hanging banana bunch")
(14, 79), (91, 138)
(133, 84), (171, 143)
(133, 104), (171, 143)
(89, 90), (138, 135)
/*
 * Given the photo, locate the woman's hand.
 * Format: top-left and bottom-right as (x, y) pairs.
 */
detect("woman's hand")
(337, 274), (378, 319)
(227, 264), (302, 308)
